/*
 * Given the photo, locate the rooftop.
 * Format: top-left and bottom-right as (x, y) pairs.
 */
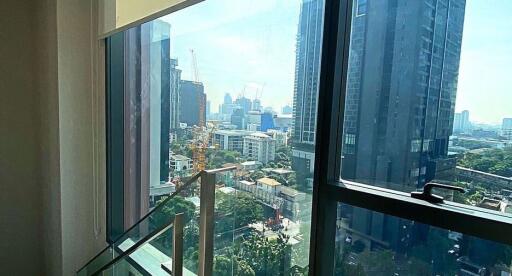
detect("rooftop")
(278, 185), (303, 197)
(478, 198), (502, 211)
(241, 161), (262, 166)
(215, 129), (252, 136)
(257, 177), (281, 187)
(219, 187), (236, 194)
(171, 154), (191, 161)
(249, 132), (271, 139)
(239, 180), (256, 185)
(262, 168), (294, 175)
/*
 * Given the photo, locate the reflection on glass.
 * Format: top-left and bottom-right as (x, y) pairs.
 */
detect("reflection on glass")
(335, 203), (512, 275)
(335, 1), (512, 274)
(113, 0), (325, 274)
(340, 0), (512, 209)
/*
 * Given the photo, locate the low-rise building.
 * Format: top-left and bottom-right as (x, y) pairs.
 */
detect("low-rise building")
(149, 181), (176, 207)
(241, 160), (262, 171)
(502, 118), (512, 140)
(256, 177), (281, 194)
(236, 177), (306, 221)
(266, 129), (288, 147)
(170, 154), (193, 173)
(243, 133), (276, 164)
(212, 129), (252, 153)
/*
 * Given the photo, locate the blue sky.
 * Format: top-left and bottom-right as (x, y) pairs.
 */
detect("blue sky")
(162, 0), (511, 124)
(162, 0), (300, 114)
(456, 0), (512, 124)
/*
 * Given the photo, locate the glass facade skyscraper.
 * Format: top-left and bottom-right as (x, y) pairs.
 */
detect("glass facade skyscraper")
(342, 0), (466, 190)
(291, 0), (324, 190)
(341, 0), (466, 251)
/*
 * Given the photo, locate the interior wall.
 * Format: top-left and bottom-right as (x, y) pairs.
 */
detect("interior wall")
(1, 0), (107, 275)
(36, 0), (63, 274)
(56, 0), (107, 274)
(0, 0), (44, 275)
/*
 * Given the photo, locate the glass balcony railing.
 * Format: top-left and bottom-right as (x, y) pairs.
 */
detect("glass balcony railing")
(78, 166), (312, 275)
(77, 171), (204, 276)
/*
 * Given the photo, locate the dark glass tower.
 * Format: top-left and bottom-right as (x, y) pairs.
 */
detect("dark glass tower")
(179, 80), (206, 127)
(341, 0), (466, 191)
(341, 0), (466, 251)
(291, 0), (324, 191)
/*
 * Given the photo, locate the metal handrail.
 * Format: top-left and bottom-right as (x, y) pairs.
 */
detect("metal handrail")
(198, 166), (237, 276)
(78, 171), (202, 274)
(80, 166), (239, 276)
(90, 218), (175, 276)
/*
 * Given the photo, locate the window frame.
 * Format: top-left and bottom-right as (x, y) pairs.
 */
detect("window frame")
(308, 0), (512, 275)
(101, 0), (512, 272)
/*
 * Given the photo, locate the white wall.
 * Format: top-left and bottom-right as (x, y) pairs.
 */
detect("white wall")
(1, 0), (107, 275)
(55, 0), (107, 274)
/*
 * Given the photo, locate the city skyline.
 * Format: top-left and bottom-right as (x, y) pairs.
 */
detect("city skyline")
(161, 0), (511, 124)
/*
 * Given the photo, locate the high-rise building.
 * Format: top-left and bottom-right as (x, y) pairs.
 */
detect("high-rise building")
(453, 110), (470, 133)
(179, 80), (206, 127)
(261, 112), (274, 132)
(220, 93), (236, 119)
(341, 0), (466, 190)
(169, 59), (182, 131)
(339, 0), (466, 252)
(243, 133), (276, 164)
(502, 118), (512, 140)
(282, 105), (293, 115)
(231, 108), (246, 130)
(291, 0), (324, 188)
(234, 96), (253, 114)
(206, 100), (211, 118)
(252, 99), (262, 112)
(224, 93), (233, 104)
(123, 20), (172, 225)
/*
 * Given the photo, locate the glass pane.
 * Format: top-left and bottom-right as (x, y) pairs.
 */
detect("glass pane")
(89, 226), (195, 276)
(334, 202), (512, 275)
(159, 1), (324, 273)
(78, 178), (200, 275)
(108, 0), (325, 274)
(339, 0), (512, 209)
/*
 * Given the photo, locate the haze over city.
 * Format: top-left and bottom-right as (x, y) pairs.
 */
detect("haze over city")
(162, 0), (512, 124)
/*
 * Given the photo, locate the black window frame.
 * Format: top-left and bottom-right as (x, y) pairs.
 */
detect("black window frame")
(102, 0), (512, 273)
(308, 0), (512, 275)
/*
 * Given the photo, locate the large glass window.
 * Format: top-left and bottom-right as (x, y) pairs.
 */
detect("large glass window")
(107, 0), (325, 273)
(325, 0), (512, 275)
(103, 0), (512, 275)
(340, 0), (512, 207)
(334, 203), (512, 275)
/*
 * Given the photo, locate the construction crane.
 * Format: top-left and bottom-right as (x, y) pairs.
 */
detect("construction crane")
(189, 125), (217, 173)
(190, 49), (200, 83)
(189, 48), (205, 127)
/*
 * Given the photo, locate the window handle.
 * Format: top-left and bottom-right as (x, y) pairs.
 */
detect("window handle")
(411, 183), (465, 204)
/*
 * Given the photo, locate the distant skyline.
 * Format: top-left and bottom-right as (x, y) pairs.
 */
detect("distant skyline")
(455, 0), (512, 124)
(162, 0), (511, 123)
(162, 0), (300, 115)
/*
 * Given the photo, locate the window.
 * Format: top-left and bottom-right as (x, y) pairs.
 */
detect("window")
(106, 0), (325, 273)
(356, 0), (367, 16)
(309, 0), (512, 275)
(104, 0), (512, 275)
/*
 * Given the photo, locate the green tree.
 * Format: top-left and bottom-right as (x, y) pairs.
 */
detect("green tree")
(250, 170), (266, 181)
(458, 147), (512, 177)
(234, 259), (256, 276)
(216, 192), (264, 232)
(214, 255), (233, 276)
(153, 196), (196, 227)
(235, 233), (291, 275)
